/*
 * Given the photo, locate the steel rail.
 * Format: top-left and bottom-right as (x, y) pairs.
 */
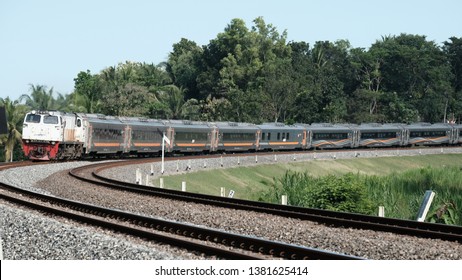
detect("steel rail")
(68, 160), (462, 244)
(0, 181), (361, 260)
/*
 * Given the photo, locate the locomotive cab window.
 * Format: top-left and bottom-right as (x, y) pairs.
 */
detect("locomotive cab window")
(25, 114), (41, 123)
(43, 115), (59, 124)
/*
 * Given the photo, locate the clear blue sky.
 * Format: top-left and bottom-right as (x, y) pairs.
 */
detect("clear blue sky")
(1, 0), (461, 101)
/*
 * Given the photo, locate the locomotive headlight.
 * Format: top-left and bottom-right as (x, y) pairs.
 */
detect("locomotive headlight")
(51, 141), (55, 145)
(26, 140), (30, 143)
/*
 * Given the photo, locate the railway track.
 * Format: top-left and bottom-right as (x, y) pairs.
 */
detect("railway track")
(69, 156), (462, 244)
(0, 170), (360, 260)
(0, 160), (49, 171)
(3, 148), (462, 259)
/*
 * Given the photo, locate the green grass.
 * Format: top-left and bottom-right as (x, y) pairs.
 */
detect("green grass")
(154, 154), (462, 200)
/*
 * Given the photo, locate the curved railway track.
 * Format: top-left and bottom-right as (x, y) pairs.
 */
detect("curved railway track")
(69, 155), (462, 244)
(0, 164), (360, 260)
(3, 148), (462, 259)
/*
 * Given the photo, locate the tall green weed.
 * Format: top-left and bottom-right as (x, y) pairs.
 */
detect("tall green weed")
(259, 167), (462, 225)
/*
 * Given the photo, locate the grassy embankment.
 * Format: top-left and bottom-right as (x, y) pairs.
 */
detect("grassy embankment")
(153, 154), (462, 224)
(156, 154), (462, 199)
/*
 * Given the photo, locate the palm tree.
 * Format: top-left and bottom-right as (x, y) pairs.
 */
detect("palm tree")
(0, 97), (26, 162)
(19, 84), (56, 110)
(157, 85), (187, 119)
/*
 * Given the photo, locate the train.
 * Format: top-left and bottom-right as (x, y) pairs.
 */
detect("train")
(21, 110), (462, 160)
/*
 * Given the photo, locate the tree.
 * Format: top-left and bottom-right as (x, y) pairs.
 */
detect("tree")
(370, 34), (452, 122)
(100, 83), (154, 116)
(19, 84), (57, 110)
(443, 37), (462, 121)
(167, 38), (203, 99)
(0, 97), (26, 162)
(74, 70), (102, 113)
(154, 85), (188, 119)
(348, 47), (384, 122)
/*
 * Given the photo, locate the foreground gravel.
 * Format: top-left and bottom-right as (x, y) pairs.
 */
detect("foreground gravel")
(0, 162), (201, 260)
(1, 148), (462, 260)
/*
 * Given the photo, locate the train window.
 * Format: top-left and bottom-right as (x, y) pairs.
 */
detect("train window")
(286, 133), (290, 140)
(277, 133), (280, 140)
(175, 132), (208, 142)
(361, 132), (397, 139)
(132, 130), (161, 141)
(222, 133), (255, 141)
(410, 130), (446, 138)
(313, 133), (348, 140)
(268, 133), (271, 140)
(43, 115), (59, 124)
(261, 133), (266, 141)
(25, 114), (41, 123)
(93, 128), (123, 140)
(76, 119), (82, 127)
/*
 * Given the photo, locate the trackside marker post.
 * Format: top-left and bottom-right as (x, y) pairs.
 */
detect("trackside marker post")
(157, 129), (170, 175)
(416, 190), (435, 222)
(228, 190), (235, 198)
(0, 236), (3, 260)
(145, 175), (150, 186)
(378, 206), (385, 217)
(281, 195), (288, 205)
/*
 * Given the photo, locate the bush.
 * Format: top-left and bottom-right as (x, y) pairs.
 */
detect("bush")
(260, 171), (374, 214)
(303, 174), (374, 214)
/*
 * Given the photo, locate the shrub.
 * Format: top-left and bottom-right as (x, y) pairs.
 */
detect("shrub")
(260, 171), (374, 214)
(302, 173), (374, 214)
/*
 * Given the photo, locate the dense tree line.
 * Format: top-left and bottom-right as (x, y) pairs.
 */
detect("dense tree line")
(2, 17), (462, 161)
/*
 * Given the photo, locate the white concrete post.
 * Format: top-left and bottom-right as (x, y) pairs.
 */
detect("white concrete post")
(255, 155), (258, 163)
(281, 195), (288, 205)
(150, 164), (154, 176)
(417, 190), (435, 222)
(274, 154), (277, 162)
(176, 160), (179, 172)
(145, 174), (150, 186)
(220, 156), (224, 167)
(220, 187), (226, 197)
(181, 181), (187, 192)
(136, 168), (141, 184)
(161, 132), (165, 174)
(378, 206), (385, 217)
(237, 157), (240, 165)
(159, 178), (164, 188)
(0, 237), (3, 260)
